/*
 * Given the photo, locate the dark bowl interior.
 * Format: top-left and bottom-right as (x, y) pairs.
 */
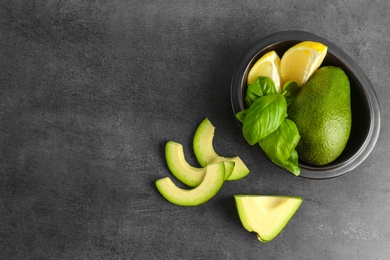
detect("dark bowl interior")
(230, 31), (381, 179)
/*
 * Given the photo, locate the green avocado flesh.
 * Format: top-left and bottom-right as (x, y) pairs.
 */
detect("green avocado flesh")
(165, 141), (207, 187)
(193, 118), (250, 180)
(288, 66), (351, 165)
(156, 162), (225, 206)
(235, 195), (302, 242)
(165, 141), (234, 187)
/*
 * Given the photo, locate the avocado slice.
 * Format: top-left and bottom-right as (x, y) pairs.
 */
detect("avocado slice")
(156, 162), (226, 206)
(165, 141), (234, 187)
(234, 195), (302, 242)
(211, 156), (249, 181)
(193, 118), (250, 180)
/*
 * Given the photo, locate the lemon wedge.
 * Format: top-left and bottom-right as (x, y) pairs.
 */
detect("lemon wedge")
(247, 51), (282, 93)
(280, 41), (327, 86)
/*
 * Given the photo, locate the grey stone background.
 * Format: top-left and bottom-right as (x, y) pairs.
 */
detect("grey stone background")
(1, 0), (389, 259)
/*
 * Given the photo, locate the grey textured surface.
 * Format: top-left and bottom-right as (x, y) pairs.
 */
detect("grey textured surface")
(1, 0), (390, 259)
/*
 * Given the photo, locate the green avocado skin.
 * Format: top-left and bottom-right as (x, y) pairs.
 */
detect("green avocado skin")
(288, 66), (351, 166)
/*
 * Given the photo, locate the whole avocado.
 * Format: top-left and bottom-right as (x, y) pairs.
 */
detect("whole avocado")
(288, 66), (351, 166)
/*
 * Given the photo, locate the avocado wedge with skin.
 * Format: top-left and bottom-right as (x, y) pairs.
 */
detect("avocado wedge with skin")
(235, 195), (302, 242)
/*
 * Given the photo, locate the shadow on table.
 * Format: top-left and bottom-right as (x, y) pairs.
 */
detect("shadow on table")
(214, 196), (242, 227)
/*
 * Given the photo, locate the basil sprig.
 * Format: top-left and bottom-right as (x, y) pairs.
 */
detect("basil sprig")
(259, 119), (301, 176)
(282, 81), (300, 106)
(245, 76), (277, 107)
(237, 76), (301, 175)
(242, 95), (287, 145)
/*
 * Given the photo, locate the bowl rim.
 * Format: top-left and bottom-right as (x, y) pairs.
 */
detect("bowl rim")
(230, 30), (381, 179)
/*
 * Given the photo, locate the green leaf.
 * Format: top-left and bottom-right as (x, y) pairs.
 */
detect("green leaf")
(242, 95), (287, 145)
(236, 109), (247, 124)
(282, 81), (300, 106)
(259, 119), (301, 176)
(245, 76), (278, 107)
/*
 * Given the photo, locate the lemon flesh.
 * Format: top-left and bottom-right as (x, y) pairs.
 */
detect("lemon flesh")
(235, 195), (302, 242)
(247, 51), (282, 93)
(280, 41), (327, 86)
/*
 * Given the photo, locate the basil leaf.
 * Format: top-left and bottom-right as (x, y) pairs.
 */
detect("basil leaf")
(259, 118), (301, 176)
(282, 81), (300, 106)
(236, 109), (247, 124)
(242, 95), (287, 145)
(245, 76), (277, 107)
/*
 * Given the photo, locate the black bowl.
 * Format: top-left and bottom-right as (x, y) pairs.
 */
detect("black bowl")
(230, 31), (381, 179)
